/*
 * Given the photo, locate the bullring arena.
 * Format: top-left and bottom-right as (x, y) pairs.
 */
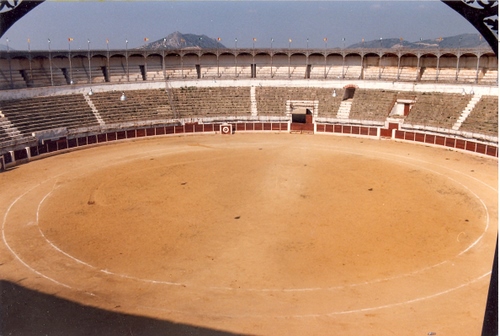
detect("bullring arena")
(0, 47), (498, 335)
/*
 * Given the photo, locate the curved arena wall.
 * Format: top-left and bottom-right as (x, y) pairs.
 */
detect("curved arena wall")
(0, 79), (497, 171)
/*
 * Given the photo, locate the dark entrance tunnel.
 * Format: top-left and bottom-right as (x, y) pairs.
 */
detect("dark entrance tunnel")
(291, 108), (312, 124)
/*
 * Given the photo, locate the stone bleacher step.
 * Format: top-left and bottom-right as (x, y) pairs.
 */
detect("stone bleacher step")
(83, 94), (106, 126)
(452, 94), (482, 131)
(0, 116), (22, 138)
(336, 100), (352, 119)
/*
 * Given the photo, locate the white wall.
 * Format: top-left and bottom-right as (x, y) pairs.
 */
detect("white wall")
(0, 78), (497, 101)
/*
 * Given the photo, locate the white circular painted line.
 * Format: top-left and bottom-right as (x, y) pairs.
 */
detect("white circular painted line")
(2, 137), (496, 318)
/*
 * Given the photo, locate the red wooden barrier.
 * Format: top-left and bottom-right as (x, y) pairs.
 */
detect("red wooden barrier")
(476, 143), (487, 154)
(6, 122), (497, 168)
(425, 134), (435, 144)
(126, 130), (136, 138)
(107, 132), (117, 141)
(146, 128), (155, 136)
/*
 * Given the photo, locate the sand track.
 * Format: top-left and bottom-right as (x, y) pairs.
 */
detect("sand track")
(1, 133), (497, 335)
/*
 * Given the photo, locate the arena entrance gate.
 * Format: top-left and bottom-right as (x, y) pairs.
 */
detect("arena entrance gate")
(286, 100), (318, 133)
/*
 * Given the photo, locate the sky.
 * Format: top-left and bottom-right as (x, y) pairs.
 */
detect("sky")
(2, 0), (480, 51)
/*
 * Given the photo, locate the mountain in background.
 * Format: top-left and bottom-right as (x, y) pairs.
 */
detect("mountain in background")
(141, 31), (225, 50)
(347, 33), (490, 50)
(0, 33), (491, 51)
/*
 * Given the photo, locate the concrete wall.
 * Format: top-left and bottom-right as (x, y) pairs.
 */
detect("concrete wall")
(0, 79), (496, 101)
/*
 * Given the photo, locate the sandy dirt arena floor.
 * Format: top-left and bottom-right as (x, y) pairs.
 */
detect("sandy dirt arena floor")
(0, 133), (497, 335)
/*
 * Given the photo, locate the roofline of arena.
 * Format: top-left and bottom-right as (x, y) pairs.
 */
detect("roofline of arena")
(0, 47), (496, 60)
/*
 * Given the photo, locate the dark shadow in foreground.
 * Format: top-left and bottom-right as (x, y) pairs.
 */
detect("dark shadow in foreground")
(0, 280), (250, 336)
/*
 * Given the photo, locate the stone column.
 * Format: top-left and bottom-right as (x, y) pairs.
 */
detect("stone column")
(25, 147), (31, 161)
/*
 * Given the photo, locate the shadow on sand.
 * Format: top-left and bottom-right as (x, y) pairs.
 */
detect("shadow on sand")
(0, 280), (250, 336)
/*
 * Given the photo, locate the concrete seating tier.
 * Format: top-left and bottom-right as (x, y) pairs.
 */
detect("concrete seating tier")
(54, 67), (84, 86)
(343, 66), (362, 79)
(309, 65), (328, 79)
(236, 66), (251, 78)
(0, 88), (495, 147)
(436, 68), (458, 82)
(0, 68), (28, 90)
(90, 89), (174, 123)
(219, 66), (235, 78)
(0, 94), (98, 135)
(184, 67), (199, 79)
(268, 66), (289, 78)
(404, 92), (470, 128)
(398, 67), (419, 82)
(255, 87), (342, 117)
(457, 68), (478, 83)
(349, 89), (397, 122)
(327, 66), (344, 79)
(420, 67), (438, 82)
(69, 67), (91, 85)
(81, 67), (106, 84)
(50, 68), (69, 86)
(145, 64), (164, 81)
(379, 66), (399, 81)
(479, 69), (498, 85)
(0, 124), (10, 143)
(107, 65), (127, 82)
(256, 66), (273, 79)
(165, 67), (197, 79)
(200, 67), (220, 79)
(92, 69), (107, 84)
(14, 65), (490, 85)
(460, 95), (498, 137)
(108, 65), (143, 82)
(311, 65), (359, 80)
(65, 66), (105, 85)
(24, 68), (56, 87)
(171, 87), (251, 118)
(396, 92), (419, 101)
(363, 66), (380, 80)
(0, 114), (35, 144)
(36, 68), (68, 87)
(290, 66), (307, 79)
